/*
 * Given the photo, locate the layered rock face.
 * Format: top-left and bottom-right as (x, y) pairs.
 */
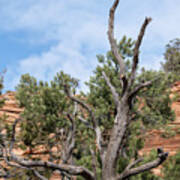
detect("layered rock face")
(0, 91), (23, 123)
(139, 81), (180, 175)
(0, 92), (61, 179)
(141, 81), (180, 155)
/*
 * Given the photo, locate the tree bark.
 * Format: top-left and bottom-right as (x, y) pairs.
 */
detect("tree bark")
(102, 98), (130, 180)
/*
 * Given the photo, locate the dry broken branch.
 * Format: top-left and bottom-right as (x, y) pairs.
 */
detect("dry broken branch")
(129, 77), (160, 101)
(117, 149), (168, 180)
(33, 170), (48, 180)
(78, 116), (93, 129)
(62, 113), (76, 164)
(64, 85), (103, 156)
(9, 118), (21, 154)
(102, 71), (119, 107)
(129, 17), (152, 86)
(108, 0), (125, 77)
(9, 154), (95, 180)
(64, 85), (97, 127)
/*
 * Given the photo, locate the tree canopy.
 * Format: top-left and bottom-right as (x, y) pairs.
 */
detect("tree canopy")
(162, 38), (180, 75)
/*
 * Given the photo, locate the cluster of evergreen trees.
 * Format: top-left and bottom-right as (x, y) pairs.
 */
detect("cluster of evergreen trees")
(0, 37), (178, 180)
(0, 1), (180, 179)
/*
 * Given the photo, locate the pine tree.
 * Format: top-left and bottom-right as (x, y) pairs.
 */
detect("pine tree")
(162, 38), (180, 75)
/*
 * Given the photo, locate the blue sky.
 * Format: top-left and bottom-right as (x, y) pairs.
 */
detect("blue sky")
(0, 0), (180, 92)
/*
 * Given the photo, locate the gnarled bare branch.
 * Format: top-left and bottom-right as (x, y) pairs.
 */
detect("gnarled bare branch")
(108, 0), (125, 77)
(9, 118), (21, 153)
(33, 170), (48, 180)
(61, 113), (76, 164)
(90, 149), (98, 180)
(10, 154), (95, 180)
(129, 77), (160, 100)
(125, 157), (144, 171)
(64, 85), (97, 127)
(64, 85), (103, 155)
(117, 148), (168, 180)
(78, 116), (93, 129)
(129, 17), (152, 86)
(102, 71), (119, 107)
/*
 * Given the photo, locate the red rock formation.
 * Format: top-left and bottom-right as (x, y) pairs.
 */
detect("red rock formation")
(141, 81), (180, 155)
(0, 92), (61, 179)
(0, 91), (23, 123)
(140, 81), (180, 175)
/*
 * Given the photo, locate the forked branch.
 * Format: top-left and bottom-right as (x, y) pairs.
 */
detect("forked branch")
(9, 154), (95, 180)
(64, 85), (96, 127)
(117, 148), (168, 180)
(64, 85), (103, 157)
(128, 77), (160, 101)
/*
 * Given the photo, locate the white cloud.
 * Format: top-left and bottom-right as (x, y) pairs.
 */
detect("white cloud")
(6, 43), (94, 91)
(4, 17), (108, 91)
(1, 0), (180, 92)
(1, 0), (109, 91)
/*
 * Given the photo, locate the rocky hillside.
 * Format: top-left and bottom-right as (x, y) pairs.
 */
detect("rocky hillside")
(0, 82), (180, 178)
(139, 81), (180, 175)
(0, 91), (23, 123)
(0, 93), (61, 179)
(141, 81), (180, 155)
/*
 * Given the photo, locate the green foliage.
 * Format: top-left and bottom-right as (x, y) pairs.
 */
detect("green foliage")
(86, 36), (135, 130)
(163, 151), (180, 180)
(86, 35), (177, 178)
(87, 36), (176, 132)
(12, 36), (179, 179)
(16, 72), (78, 148)
(161, 126), (176, 138)
(15, 72), (98, 179)
(135, 70), (176, 128)
(162, 38), (180, 75)
(177, 128), (180, 134)
(11, 169), (52, 180)
(130, 150), (162, 180)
